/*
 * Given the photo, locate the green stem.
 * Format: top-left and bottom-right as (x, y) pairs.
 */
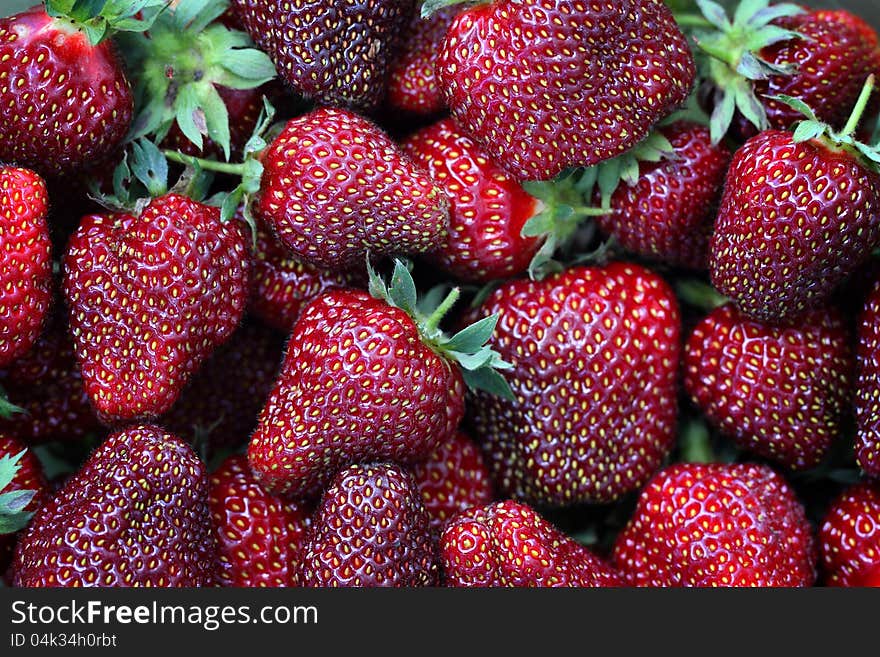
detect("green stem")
(841, 74), (876, 139)
(673, 14), (715, 29)
(696, 38), (739, 69)
(423, 287), (461, 335)
(164, 150), (248, 176)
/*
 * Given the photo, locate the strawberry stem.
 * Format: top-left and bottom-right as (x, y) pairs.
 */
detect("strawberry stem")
(164, 150), (249, 175)
(841, 75), (876, 139)
(423, 287), (461, 335)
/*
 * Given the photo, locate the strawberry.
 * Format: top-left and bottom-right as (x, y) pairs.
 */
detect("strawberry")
(432, 0), (695, 182)
(386, 8), (458, 117)
(248, 260), (511, 498)
(410, 431), (494, 534)
(684, 304), (853, 471)
(613, 462), (817, 587)
(161, 320), (284, 451)
(231, 0), (413, 111)
(209, 454), (309, 588)
(468, 262), (680, 506)
(709, 82), (880, 323)
(0, 435), (48, 575)
(13, 425), (218, 587)
(855, 274), (880, 478)
(296, 462), (439, 587)
(593, 121), (731, 269)
(63, 193), (251, 425)
(255, 107), (449, 271)
(251, 220), (364, 332)
(0, 4), (141, 178)
(820, 481), (880, 587)
(401, 118), (543, 283)
(0, 165), (51, 368)
(440, 500), (621, 587)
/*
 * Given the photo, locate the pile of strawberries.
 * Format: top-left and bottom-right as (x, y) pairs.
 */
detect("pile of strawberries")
(2, 0), (880, 588)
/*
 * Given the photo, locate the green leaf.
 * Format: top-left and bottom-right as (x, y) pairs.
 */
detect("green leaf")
(220, 187), (244, 224)
(199, 83), (232, 161)
(0, 450), (26, 494)
(732, 0), (768, 27)
(695, 0), (730, 30)
(220, 50), (278, 87)
(130, 138), (169, 198)
(461, 367), (515, 401)
(0, 387), (24, 421)
(792, 120), (827, 144)
(0, 511), (33, 535)
(748, 3), (805, 28)
(444, 315), (499, 353)
(0, 489), (35, 515)
(174, 84), (205, 153)
(709, 87), (736, 144)
(767, 94), (818, 121)
(420, 0), (470, 19)
(733, 79), (768, 132)
(388, 259), (418, 316)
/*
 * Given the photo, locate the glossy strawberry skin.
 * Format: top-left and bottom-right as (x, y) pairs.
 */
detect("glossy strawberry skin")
(684, 304), (853, 471)
(386, 8), (458, 116)
(250, 221), (364, 332)
(13, 425), (218, 587)
(441, 500), (621, 587)
(249, 288), (464, 498)
(468, 263), (680, 507)
(820, 482), (880, 587)
(401, 118), (542, 283)
(709, 130), (880, 323)
(436, 0), (695, 182)
(209, 455), (309, 588)
(410, 431), (494, 534)
(0, 7), (133, 178)
(613, 463), (817, 587)
(63, 194), (250, 425)
(856, 277), (880, 477)
(595, 122), (730, 269)
(296, 463), (439, 587)
(231, 0), (413, 111)
(256, 107), (448, 271)
(0, 166), (51, 368)
(0, 434), (48, 574)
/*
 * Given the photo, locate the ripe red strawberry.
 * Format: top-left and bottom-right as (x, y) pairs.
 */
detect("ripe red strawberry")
(0, 6), (134, 178)
(434, 0), (695, 182)
(468, 262), (680, 506)
(0, 309), (101, 444)
(684, 304), (853, 471)
(248, 260), (510, 498)
(296, 462), (439, 587)
(410, 431), (494, 534)
(63, 193), (251, 425)
(441, 500), (621, 587)
(13, 425), (218, 587)
(251, 221), (364, 332)
(209, 454), (309, 588)
(0, 435), (48, 574)
(256, 108), (448, 271)
(594, 122), (731, 269)
(231, 0), (413, 111)
(856, 275), (880, 477)
(613, 463), (817, 587)
(0, 166), (51, 368)
(820, 482), (880, 587)
(709, 117), (880, 323)
(401, 118), (542, 283)
(161, 320), (284, 451)
(386, 8), (458, 116)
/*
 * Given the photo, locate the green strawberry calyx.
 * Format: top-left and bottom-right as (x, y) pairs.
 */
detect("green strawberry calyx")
(0, 450), (36, 535)
(686, 0), (805, 143)
(119, 0), (277, 161)
(0, 384), (24, 421)
(367, 259), (515, 401)
(44, 0), (171, 45)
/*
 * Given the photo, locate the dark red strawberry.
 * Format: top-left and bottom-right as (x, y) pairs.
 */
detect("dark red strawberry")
(0, 434), (48, 574)
(0, 309), (101, 444)
(613, 463), (817, 587)
(386, 8), (458, 117)
(709, 94), (880, 323)
(684, 304), (853, 471)
(63, 193), (251, 425)
(251, 221), (364, 332)
(856, 275), (880, 478)
(401, 118), (542, 283)
(0, 5), (134, 178)
(441, 500), (621, 587)
(433, 0), (695, 182)
(820, 481), (880, 587)
(161, 320), (284, 451)
(231, 0), (413, 111)
(296, 462), (439, 587)
(593, 121), (731, 269)
(248, 260), (510, 498)
(410, 431), (494, 534)
(256, 107), (448, 271)
(210, 454), (309, 588)
(0, 165), (51, 368)
(468, 262), (680, 506)
(13, 425), (218, 587)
